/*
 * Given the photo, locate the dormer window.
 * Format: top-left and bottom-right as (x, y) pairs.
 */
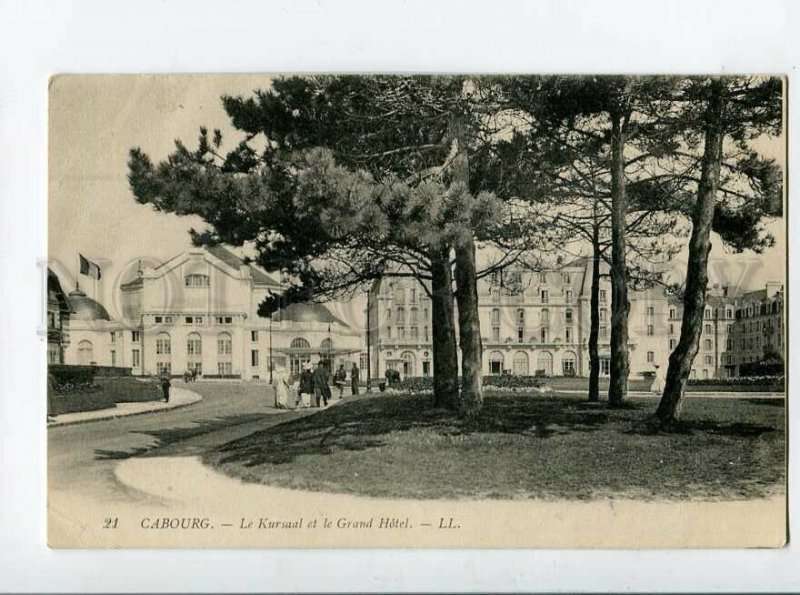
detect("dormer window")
(185, 274), (209, 287)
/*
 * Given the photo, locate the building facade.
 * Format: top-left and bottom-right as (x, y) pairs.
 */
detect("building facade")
(367, 259), (784, 381)
(733, 283), (784, 366)
(58, 245), (362, 379)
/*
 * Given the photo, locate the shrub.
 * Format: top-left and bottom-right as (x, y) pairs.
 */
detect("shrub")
(97, 376), (163, 403)
(48, 364), (97, 389)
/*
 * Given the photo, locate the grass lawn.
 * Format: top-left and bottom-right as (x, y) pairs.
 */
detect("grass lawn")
(204, 392), (785, 501)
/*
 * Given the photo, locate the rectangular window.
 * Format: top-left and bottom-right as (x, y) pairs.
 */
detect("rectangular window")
(702, 369), (709, 379)
(704, 324), (712, 334)
(647, 325), (654, 336)
(156, 338), (171, 355)
(599, 308), (607, 322)
(215, 316), (234, 325)
(251, 350), (259, 367)
(132, 349), (140, 368)
(669, 324), (674, 334)
(251, 330), (259, 342)
(410, 288), (417, 303)
(492, 327), (500, 342)
(131, 330), (140, 343)
(599, 290), (607, 303)
(110, 350), (116, 366)
(563, 273), (571, 284)
(156, 362), (171, 376)
(518, 327), (524, 343)
(705, 339), (713, 350)
(647, 351), (654, 363)
(646, 306), (654, 317)
(218, 362), (232, 376)
(691, 368), (696, 379)
(541, 290), (549, 304)
(185, 274), (210, 287)
(539, 272), (547, 283)
(540, 327), (548, 343)
(599, 326), (607, 339)
(669, 308), (676, 319)
(565, 327), (573, 343)
(565, 309), (573, 323)
(600, 358), (610, 376)
(705, 355), (713, 365)
(669, 339), (676, 350)
(410, 326), (418, 340)
(109, 331), (116, 343)
(423, 326), (429, 341)
(565, 289), (573, 303)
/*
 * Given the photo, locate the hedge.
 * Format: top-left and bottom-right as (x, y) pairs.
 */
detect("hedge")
(48, 375), (163, 416)
(48, 365), (97, 388)
(96, 376), (163, 403)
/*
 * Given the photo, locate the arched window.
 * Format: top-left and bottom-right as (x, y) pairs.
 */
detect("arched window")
(217, 332), (232, 376)
(562, 351), (577, 376)
(291, 337), (310, 350)
(187, 332), (202, 375)
(489, 351), (504, 375)
(400, 351), (415, 377)
(77, 340), (94, 365)
(513, 351), (529, 375)
(289, 337), (312, 377)
(320, 338), (333, 351)
(537, 351), (553, 376)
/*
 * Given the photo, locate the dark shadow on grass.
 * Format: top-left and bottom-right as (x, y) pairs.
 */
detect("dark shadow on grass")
(94, 413), (274, 460)
(212, 393), (645, 468)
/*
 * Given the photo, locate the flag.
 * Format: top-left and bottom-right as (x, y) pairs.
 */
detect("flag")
(79, 254), (102, 280)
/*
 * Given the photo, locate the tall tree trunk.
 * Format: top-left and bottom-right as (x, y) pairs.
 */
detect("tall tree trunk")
(608, 111), (631, 408)
(454, 233), (483, 416)
(656, 80), (726, 427)
(430, 250), (459, 410)
(588, 222), (602, 402)
(449, 110), (483, 416)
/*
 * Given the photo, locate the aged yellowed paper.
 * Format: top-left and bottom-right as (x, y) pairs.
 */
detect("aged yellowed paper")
(48, 74), (786, 548)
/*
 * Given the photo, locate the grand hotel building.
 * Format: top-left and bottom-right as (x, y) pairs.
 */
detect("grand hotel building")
(368, 260), (784, 381)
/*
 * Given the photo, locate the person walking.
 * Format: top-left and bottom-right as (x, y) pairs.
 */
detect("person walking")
(650, 364), (665, 395)
(159, 369), (171, 403)
(334, 364), (347, 399)
(272, 365), (290, 409)
(296, 363), (314, 408)
(313, 361), (330, 408)
(350, 363), (360, 396)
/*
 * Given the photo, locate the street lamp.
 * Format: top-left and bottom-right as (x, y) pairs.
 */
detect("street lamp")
(269, 313), (273, 384)
(327, 322), (332, 370)
(365, 287), (372, 392)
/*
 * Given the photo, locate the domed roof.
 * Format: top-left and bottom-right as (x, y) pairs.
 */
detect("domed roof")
(276, 303), (348, 327)
(68, 286), (111, 321)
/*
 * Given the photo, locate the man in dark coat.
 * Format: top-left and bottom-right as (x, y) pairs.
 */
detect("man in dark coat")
(350, 363), (360, 396)
(312, 362), (330, 408)
(159, 369), (172, 403)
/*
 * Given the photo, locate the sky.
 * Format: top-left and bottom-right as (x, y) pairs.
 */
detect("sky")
(49, 75), (786, 323)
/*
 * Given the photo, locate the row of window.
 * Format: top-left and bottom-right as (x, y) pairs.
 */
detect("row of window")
(153, 315), (235, 325)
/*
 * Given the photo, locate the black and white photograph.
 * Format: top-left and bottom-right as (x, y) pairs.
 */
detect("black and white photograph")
(45, 73), (786, 549)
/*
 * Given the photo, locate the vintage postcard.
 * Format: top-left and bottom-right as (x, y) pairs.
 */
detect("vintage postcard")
(47, 74), (786, 548)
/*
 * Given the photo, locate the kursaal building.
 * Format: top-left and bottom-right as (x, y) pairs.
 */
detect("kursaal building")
(51, 245), (363, 379)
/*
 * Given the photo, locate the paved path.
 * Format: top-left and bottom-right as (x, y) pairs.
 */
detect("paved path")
(48, 381), (352, 505)
(48, 387), (202, 427)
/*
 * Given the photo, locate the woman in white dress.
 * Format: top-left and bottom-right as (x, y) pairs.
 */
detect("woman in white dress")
(650, 364), (665, 395)
(272, 365), (291, 409)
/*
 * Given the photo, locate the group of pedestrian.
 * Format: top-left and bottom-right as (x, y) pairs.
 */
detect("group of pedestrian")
(272, 362), (361, 409)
